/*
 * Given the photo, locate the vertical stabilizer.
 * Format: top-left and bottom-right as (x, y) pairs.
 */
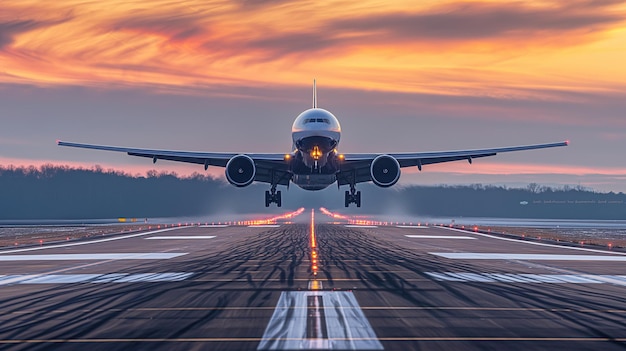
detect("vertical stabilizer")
(313, 79), (317, 108)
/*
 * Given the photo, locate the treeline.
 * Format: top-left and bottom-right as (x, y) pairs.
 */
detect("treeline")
(0, 165), (241, 219)
(400, 184), (626, 219)
(0, 165), (625, 220)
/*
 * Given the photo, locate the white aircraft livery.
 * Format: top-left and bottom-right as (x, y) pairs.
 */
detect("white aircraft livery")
(58, 81), (568, 208)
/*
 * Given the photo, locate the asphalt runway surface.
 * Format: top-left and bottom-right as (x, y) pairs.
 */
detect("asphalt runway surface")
(1, 213), (626, 350)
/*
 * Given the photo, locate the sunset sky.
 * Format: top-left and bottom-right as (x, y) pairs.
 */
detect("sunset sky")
(1, 0), (625, 192)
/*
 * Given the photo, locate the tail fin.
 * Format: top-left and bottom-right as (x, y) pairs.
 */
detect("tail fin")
(313, 79), (317, 108)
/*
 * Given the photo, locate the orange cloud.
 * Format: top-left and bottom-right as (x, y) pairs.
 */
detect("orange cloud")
(1, 0), (625, 100)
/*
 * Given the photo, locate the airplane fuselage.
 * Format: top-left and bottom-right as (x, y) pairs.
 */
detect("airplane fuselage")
(291, 108), (341, 190)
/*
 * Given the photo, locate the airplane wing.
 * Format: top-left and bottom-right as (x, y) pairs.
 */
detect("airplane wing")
(336, 141), (568, 186)
(57, 141), (292, 186)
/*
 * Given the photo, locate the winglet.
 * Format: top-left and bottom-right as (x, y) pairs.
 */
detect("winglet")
(313, 79), (317, 108)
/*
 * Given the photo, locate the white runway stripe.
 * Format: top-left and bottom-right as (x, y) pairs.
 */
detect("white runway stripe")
(426, 272), (626, 286)
(345, 225), (378, 228)
(0, 273), (193, 286)
(0, 227), (186, 254)
(0, 253), (186, 261)
(199, 225), (229, 228)
(405, 235), (475, 239)
(437, 226), (626, 255)
(258, 291), (383, 350)
(248, 225), (281, 228)
(431, 253), (626, 261)
(145, 236), (216, 240)
(396, 225), (429, 228)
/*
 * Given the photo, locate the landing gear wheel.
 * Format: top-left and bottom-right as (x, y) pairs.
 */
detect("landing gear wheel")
(265, 188), (282, 207)
(345, 188), (361, 207)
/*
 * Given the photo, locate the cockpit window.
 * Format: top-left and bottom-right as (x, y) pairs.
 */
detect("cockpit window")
(304, 118), (330, 124)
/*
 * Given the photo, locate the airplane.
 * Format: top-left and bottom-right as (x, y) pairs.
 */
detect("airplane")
(58, 81), (568, 208)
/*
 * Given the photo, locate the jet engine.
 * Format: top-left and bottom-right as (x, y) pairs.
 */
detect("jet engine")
(370, 154), (401, 187)
(225, 155), (256, 187)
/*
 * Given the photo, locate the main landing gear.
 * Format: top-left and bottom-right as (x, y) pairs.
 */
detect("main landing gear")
(345, 185), (361, 208)
(265, 186), (282, 207)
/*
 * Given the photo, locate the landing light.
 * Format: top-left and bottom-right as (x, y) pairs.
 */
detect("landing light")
(311, 146), (322, 160)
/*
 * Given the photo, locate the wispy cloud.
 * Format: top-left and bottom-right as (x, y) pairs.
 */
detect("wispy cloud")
(0, 0), (624, 99)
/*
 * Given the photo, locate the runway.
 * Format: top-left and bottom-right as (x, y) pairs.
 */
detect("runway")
(1, 212), (626, 350)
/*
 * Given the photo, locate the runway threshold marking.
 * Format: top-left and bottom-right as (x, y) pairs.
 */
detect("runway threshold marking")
(0, 273), (193, 286)
(431, 253), (626, 261)
(405, 235), (475, 239)
(257, 292), (383, 350)
(145, 236), (216, 240)
(0, 253), (186, 261)
(426, 272), (626, 286)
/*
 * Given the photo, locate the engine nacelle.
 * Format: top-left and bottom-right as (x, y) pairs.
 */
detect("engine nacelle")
(225, 154), (256, 187)
(370, 154), (401, 187)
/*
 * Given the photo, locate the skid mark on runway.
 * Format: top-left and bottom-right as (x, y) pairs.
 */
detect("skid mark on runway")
(405, 235), (475, 239)
(0, 253), (186, 261)
(145, 236), (216, 240)
(431, 253), (626, 261)
(257, 291), (383, 350)
(427, 272), (626, 286)
(0, 273), (193, 286)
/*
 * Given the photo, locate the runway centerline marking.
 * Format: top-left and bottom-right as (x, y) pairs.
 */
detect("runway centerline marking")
(145, 236), (216, 240)
(258, 210), (381, 350)
(431, 253), (626, 261)
(405, 235), (475, 239)
(0, 253), (186, 261)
